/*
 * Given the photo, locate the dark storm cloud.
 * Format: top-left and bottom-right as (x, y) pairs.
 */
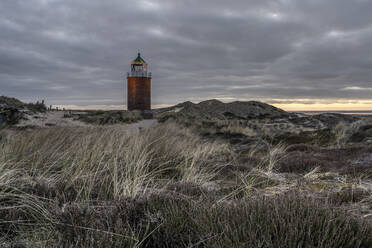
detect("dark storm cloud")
(1, 0), (372, 107)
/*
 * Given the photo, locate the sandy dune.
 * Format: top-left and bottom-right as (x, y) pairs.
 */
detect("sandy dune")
(16, 111), (158, 130)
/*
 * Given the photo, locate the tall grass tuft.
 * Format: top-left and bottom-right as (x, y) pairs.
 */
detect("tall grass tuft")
(0, 123), (233, 245)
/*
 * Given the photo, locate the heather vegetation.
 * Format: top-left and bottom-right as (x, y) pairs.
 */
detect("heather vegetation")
(1, 99), (372, 247)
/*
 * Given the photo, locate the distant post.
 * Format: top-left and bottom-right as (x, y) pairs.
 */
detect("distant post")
(0, 114), (3, 128)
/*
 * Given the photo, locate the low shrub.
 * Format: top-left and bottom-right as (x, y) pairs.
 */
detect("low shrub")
(78, 110), (143, 125)
(328, 187), (370, 205)
(272, 129), (335, 146)
(143, 193), (371, 248)
(278, 152), (328, 173)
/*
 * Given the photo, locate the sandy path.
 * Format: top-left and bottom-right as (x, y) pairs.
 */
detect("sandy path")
(17, 112), (88, 127)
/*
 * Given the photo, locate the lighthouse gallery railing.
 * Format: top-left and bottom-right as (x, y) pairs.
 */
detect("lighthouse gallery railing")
(127, 72), (152, 78)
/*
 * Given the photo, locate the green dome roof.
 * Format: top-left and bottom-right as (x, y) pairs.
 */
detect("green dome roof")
(131, 53), (146, 64)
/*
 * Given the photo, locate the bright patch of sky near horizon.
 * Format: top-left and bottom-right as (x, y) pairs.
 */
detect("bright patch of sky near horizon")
(1, 0), (372, 110)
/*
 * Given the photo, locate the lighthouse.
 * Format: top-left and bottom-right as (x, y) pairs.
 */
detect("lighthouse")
(127, 52), (152, 118)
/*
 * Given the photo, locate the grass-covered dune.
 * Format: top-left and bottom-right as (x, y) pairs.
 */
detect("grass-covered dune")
(0, 123), (371, 247)
(0, 96), (47, 127)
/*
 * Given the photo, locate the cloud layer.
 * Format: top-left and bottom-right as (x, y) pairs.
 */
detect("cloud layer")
(1, 0), (372, 109)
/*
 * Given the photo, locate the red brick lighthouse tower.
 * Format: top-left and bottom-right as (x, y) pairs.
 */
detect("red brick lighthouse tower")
(127, 52), (152, 118)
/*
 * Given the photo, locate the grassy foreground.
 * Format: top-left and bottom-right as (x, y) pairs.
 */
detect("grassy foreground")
(0, 123), (371, 247)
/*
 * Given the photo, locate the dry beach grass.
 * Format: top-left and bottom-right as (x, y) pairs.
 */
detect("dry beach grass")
(0, 120), (371, 247)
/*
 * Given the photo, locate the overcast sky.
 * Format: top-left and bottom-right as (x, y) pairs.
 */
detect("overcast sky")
(1, 0), (372, 110)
